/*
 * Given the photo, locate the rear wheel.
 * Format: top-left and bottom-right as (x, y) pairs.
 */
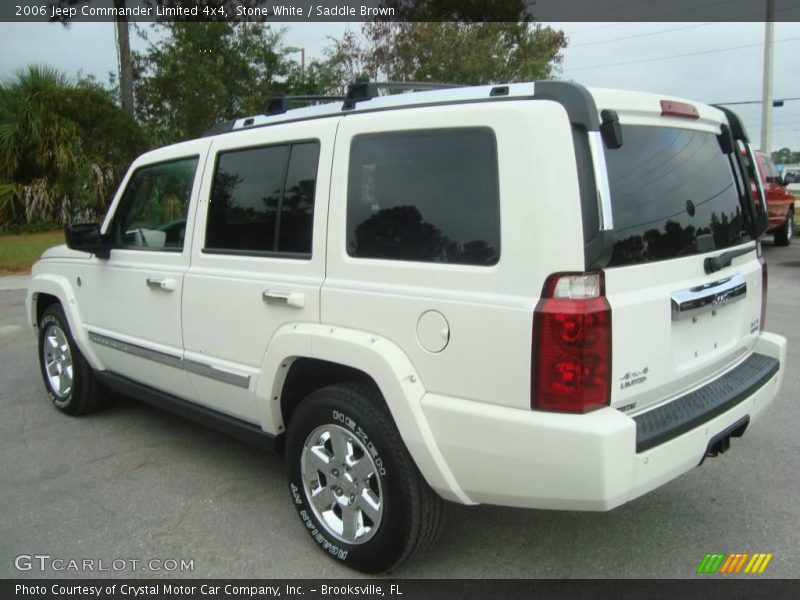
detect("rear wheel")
(38, 304), (108, 415)
(285, 382), (442, 573)
(774, 209), (794, 246)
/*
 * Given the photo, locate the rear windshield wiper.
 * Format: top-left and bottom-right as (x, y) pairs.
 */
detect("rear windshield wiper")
(704, 246), (755, 274)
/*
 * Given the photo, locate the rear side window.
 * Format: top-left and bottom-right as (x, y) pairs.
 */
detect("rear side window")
(205, 141), (320, 256)
(346, 128), (500, 266)
(606, 126), (745, 266)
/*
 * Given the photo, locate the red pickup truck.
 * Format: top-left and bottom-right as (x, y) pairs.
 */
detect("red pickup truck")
(753, 150), (795, 246)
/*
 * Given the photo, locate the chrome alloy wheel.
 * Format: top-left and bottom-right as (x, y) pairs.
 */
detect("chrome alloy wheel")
(301, 423), (384, 545)
(42, 324), (73, 398)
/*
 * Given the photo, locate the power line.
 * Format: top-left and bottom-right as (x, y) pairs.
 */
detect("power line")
(744, 115), (800, 124)
(566, 3), (798, 37)
(564, 36), (800, 73)
(714, 97), (800, 106)
(568, 23), (714, 48)
(566, 23), (629, 36)
(565, 0), (747, 34)
(743, 113), (800, 123)
(566, 0), (662, 24)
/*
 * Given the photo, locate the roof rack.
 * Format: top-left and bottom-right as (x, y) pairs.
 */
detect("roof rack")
(201, 80), (532, 137)
(265, 93), (346, 116)
(263, 80), (464, 115)
(343, 80), (464, 110)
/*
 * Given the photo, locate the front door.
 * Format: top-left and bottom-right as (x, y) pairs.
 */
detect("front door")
(79, 144), (208, 399)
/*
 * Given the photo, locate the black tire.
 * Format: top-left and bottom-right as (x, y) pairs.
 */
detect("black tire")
(286, 381), (442, 573)
(774, 209), (794, 246)
(38, 303), (108, 415)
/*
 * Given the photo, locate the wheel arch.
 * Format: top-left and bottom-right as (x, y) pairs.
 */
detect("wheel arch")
(279, 357), (378, 428)
(256, 323), (472, 504)
(27, 274), (104, 370)
(35, 292), (60, 326)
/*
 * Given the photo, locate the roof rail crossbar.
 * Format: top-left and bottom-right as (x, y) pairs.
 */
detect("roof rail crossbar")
(343, 80), (464, 110)
(265, 93), (347, 116)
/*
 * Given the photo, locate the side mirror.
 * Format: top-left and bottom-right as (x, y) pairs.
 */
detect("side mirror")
(65, 223), (110, 259)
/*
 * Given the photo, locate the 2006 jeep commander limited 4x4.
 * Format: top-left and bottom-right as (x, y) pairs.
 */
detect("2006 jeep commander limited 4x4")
(27, 81), (786, 573)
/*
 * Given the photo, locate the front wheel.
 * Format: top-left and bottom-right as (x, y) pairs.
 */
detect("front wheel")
(38, 304), (108, 415)
(774, 209), (794, 246)
(285, 382), (442, 573)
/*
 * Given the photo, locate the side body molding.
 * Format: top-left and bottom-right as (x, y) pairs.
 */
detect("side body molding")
(257, 322), (473, 505)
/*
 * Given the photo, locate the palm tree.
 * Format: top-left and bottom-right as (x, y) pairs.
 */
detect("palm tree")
(0, 66), (125, 226)
(51, 1), (135, 116)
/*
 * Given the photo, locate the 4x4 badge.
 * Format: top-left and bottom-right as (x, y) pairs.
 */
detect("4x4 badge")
(620, 367), (649, 390)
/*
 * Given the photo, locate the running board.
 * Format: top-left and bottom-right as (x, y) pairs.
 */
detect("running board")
(95, 371), (282, 452)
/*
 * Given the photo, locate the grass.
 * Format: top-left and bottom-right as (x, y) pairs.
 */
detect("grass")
(0, 230), (64, 274)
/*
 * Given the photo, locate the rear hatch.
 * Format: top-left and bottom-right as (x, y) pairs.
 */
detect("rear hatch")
(590, 90), (764, 415)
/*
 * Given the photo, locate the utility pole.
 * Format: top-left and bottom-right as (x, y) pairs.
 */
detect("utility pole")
(286, 47), (306, 80)
(760, 0), (775, 153)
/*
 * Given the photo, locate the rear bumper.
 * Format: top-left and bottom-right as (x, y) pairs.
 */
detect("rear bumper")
(420, 332), (786, 511)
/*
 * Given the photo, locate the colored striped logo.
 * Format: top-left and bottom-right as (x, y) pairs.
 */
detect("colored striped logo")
(696, 553), (774, 574)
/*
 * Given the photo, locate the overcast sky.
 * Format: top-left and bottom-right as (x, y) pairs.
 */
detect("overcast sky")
(1, 20), (798, 153)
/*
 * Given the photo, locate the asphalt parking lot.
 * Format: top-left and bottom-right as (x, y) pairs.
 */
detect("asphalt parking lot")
(1, 241), (798, 580)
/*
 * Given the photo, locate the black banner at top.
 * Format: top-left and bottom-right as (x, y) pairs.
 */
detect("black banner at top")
(3, 0), (800, 23)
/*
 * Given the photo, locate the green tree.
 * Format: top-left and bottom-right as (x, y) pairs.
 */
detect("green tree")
(51, 1), (135, 115)
(52, 1), (263, 116)
(134, 22), (293, 144)
(0, 66), (144, 227)
(325, 22), (566, 87)
(772, 147), (800, 165)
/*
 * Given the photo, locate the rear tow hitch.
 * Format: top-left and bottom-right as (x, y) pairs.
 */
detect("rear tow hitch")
(699, 416), (749, 466)
(707, 435), (731, 457)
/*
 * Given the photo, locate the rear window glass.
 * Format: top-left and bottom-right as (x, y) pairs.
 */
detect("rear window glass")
(605, 125), (746, 267)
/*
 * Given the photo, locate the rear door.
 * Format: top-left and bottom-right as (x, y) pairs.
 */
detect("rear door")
(592, 95), (764, 414)
(181, 119), (337, 423)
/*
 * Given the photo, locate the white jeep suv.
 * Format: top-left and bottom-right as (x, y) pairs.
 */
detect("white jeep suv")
(27, 81), (786, 573)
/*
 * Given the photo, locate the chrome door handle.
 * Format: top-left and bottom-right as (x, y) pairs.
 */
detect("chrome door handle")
(263, 290), (305, 308)
(146, 277), (176, 291)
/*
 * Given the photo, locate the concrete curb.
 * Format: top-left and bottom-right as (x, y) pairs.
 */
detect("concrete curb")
(0, 275), (30, 292)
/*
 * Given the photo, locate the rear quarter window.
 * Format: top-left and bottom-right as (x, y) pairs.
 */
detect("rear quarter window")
(346, 128), (500, 266)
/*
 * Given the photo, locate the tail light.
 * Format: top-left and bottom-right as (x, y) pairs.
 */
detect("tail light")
(532, 272), (611, 413)
(757, 242), (767, 331)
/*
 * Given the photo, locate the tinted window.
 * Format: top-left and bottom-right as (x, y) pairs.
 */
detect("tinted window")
(606, 126), (745, 267)
(113, 157), (198, 251)
(206, 145), (288, 253)
(347, 128), (500, 266)
(280, 143), (320, 254)
(206, 142), (319, 255)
